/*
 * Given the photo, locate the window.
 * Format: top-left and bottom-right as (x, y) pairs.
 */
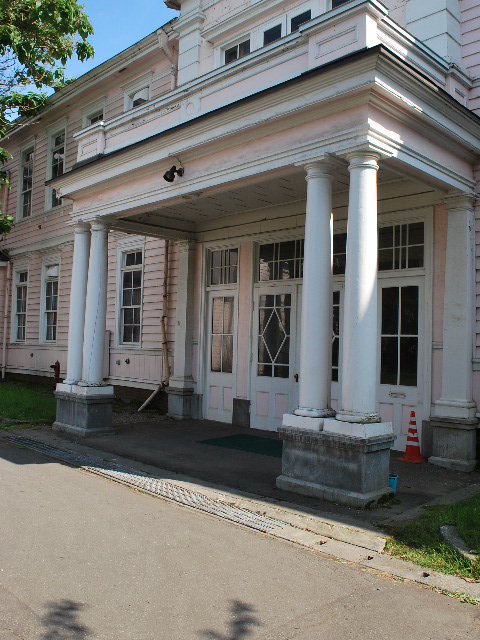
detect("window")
(44, 265), (59, 342)
(332, 290), (340, 382)
(378, 222), (424, 271)
(87, 110), (104, 125)
(15, 271), (28, 341)
(50, 133), (64, 208)
(264, 24), (282, 46)
(121, 251), (143, 344)
(20, 148), (34, 218)
(225, 39), (251, 64)
(131, 88), (149, 108)
(332, 0), (353, 8)
(209, 248), (238, 285)
(380, 286), (419, 386)
(333, 233), (347, 276)
(290, 10), (311, 32)
(259, 240), (304, 281)
(257, 293), (291, 378)
(211, 296), (234, 373)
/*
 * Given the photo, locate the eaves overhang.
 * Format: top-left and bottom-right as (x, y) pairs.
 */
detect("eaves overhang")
(47, 44), (480, 196)
(1, 18), (178, 142)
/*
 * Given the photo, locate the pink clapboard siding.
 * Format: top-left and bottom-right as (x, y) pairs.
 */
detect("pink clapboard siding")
(462, 0), (480, 110)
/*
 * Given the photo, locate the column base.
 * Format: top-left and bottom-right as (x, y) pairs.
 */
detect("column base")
(428, 417), (477, 472)
(53, 384), (115, 437)
(277, 425), (395, 508)
(167, 386), (202, 419)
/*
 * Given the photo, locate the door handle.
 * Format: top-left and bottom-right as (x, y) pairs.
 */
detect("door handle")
(294, 373), (299, 382)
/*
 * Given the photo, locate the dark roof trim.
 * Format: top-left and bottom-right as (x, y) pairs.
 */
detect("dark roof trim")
(47, 44), (480, 186)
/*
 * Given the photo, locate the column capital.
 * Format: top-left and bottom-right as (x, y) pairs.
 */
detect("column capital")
(90, 219), (109, 233)
(442, 191), (476, 213)
(304, 161), (335, 181)
(346, 153), (380, 172)
(72, 222), (91, 234)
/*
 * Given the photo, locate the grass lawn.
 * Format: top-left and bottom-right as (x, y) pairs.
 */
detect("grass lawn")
(0, 380), (57, 424)
(385, 493), (480, 581)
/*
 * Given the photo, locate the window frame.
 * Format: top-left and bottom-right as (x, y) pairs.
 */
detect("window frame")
(19, 146), (34, 220)
(45, 122), (66, 210)
(222, 35), (252, 65)
(11, 267), (29, 343)
(116, 238), (145, 348)
(81, 98), (106, 129)
(122, 72), (153, 112)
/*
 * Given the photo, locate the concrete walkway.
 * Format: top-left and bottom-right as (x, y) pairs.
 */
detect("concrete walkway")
(2, 412), (479, 602)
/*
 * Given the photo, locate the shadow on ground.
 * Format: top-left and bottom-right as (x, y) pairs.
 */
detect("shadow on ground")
(41, 599), (92, 639)
(199, 600), (261, 639)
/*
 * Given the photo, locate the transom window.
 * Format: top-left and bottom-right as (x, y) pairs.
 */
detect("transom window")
(51, 133), (64, 208)
(121, 251), (143, 344)
(21, 149), (34, 218)
(257, 293), (291, 378)
(211, 296), (234, 373)
(379, 222), (424, 271)
(209, 248), (238, 285)
(259, 240), (304, 281)
(225, 39), (250, 64)
(15, 271), (28, 341)
(44, 265), (59, 342)
(381, 286), (419, 386)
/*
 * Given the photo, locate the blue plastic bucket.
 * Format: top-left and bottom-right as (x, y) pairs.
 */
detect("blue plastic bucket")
(388, 473), (398, 495)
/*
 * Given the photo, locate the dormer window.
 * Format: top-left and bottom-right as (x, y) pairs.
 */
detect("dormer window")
(332, 0), (352, 8)
(290, 10), (311, 32)
(122, 72), (153, 112)
(225, 39), (251, 64)
(88, 110), (104, 125)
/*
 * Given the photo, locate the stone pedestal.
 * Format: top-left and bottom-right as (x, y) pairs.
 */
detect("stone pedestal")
(53, 383), (115, 437)
(429, 417), (478, 471)
(167, 385), (195, 419)
(276, 426), (395, 508)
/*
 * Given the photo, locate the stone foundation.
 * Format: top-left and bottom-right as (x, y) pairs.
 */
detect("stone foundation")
(277, 426), (395, 508)
(53, 383), (115, 436)
(429, 417), (477, 472)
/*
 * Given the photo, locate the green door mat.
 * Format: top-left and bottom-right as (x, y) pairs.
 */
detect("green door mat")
(198, 434), (283, 458)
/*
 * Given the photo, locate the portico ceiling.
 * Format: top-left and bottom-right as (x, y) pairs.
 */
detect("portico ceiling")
(112, 162), (437, 240)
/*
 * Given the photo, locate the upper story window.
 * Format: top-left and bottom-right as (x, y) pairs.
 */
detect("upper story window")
(225, 39), (251, 65)
(122, 73), (153, 112)
(209, 248), (238, 285)
(290, 10), (311, 32)
(14, 270), (28, 342)
(20, 148), (34, 218)
(263, 24), (282, 46)
(120, 250), (143, 344)
(87, 110), (104, 125)
(50, 133), (64, 208)
(332, 0), (353, 8)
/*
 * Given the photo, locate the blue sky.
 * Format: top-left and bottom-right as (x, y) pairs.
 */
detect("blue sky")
(65, 1), (179, 80)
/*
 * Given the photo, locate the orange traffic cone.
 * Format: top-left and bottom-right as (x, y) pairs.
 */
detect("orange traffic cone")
(397, 410), (425, 464)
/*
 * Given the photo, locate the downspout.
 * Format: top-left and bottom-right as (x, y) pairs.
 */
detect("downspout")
(157, 28), (178, 91)
(138, 239), (170, 411)
(2, 259), (11, 379)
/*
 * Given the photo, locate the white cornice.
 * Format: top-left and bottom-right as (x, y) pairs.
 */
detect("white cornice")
(7, 232), (74, 256)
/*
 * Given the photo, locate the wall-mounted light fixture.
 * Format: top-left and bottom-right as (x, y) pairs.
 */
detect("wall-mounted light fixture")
(163, 165), (184, 183)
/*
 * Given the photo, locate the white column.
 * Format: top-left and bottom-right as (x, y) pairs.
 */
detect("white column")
(64, 223), (90, 384)
(295, 161), (334, 418)
(434, 194), (476, 419)
(336, 154), (380, 424)
(169, 240), (195, 390)
(80, 221), (109, 386)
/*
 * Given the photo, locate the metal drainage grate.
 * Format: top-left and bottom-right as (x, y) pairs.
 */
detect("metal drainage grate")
(3, 434), (288, 535)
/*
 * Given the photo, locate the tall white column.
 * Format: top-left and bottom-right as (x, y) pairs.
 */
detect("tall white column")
(295, 161), (334, 418)
(80, 221), (109, 386)
(64, 223), (90, 384)
(336, 154), (380, 424)
(434, 194), (476, 419)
